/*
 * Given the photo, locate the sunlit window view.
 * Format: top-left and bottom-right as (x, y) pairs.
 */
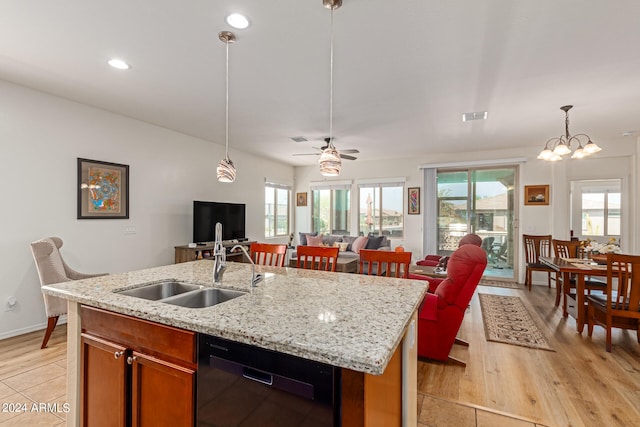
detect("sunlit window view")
(358, 184), (404, 237)
(578, 183), (620, 237)
(265, 185), (290, 237)
(311, 188), (350, 234)
(436, 168), (516, 279)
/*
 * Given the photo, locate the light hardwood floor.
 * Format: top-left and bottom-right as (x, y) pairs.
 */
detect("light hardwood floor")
(418, 284), (640, 427)
(1, 284), (638, 426)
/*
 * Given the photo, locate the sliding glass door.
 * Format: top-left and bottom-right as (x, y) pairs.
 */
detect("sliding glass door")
(436, 167), (516, 279)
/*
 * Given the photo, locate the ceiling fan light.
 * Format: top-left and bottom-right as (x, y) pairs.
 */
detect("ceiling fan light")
(583, 140), (602, 154)
(548, 153), (563, 162)
(217, 157), (236, 182)
(552, 142), (571, 156)
(319, 147), (341, 176)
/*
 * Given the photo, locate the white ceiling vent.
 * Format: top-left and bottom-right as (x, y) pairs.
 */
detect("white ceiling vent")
(290, 136), (309, 143)
(462, 111), (488, 122)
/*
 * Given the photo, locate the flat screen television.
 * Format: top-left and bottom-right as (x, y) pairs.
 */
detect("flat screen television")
(193, 201), (246, 243)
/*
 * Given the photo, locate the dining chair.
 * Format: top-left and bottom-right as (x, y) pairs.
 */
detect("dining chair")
(552, 239), (582, 306)
(30, 237), (107, 348)
(586, 253), (640, 352)
(295, 246), (340, 272)
(552, 239), (606, 309)
(250, 242), (287, 267)
(359, 250), (412, 278)
(523, 234), (555, 291)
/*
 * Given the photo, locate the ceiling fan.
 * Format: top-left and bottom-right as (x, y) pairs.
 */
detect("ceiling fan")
(292, 138), (359, 160)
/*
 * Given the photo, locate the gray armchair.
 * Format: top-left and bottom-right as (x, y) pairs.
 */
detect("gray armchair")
(30, 237), (107, 348)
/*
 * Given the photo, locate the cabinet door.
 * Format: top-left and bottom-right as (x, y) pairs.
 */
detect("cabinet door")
(130, 351), (195, 427)
(80, 334), (128, 427)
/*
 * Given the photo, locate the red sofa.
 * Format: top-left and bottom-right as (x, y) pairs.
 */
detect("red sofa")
(417, 244), (487, 363)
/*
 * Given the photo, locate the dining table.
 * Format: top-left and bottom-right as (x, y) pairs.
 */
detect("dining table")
(539, 256), (608, 333)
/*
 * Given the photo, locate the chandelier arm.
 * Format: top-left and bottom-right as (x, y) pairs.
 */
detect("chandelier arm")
(544, 137), (559, 150)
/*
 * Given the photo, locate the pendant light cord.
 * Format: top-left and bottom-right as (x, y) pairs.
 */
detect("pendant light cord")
(328, 7), (334, 148)
(225, 39), (230, 158)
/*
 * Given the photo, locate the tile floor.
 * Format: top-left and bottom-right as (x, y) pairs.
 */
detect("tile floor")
(1, 325), (547, 426)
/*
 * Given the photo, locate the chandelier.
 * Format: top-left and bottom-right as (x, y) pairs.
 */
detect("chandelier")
(537, 105), (602, 161)
(216, 31), (237, 183)
(319, 0), (342, 177)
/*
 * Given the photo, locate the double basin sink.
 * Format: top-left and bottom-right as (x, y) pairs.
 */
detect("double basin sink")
(116, 280), (246, 308)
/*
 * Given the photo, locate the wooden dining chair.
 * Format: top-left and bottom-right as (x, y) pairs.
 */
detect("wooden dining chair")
(250, 243), (287, 267)
(553, 239), (606, 310)
(552, 239), (582, 306)
(359, 250), (412, 278)
(587, 253), (640, 352)
(523, 234), (555, 291)
(295, 246), (340, 272)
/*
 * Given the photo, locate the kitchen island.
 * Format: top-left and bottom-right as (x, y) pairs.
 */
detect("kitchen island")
(42, 260), (428, 426)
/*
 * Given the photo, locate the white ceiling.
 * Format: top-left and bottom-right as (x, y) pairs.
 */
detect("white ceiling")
(2, 0), (639, 166)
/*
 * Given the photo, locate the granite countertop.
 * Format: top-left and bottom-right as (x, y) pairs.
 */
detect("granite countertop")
(42, 261), (427, 375)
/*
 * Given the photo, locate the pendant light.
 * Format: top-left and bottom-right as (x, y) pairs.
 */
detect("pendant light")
(217, 31), (237, 183)
(537, 105), (602, 161)
(319, 0), (342, 177)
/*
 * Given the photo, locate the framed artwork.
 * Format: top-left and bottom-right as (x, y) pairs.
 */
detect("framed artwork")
(524, 185), (549, 206)
(408, 187), (420, 214)
(296, 192), (308, 207)
(77, 158), (129, 219)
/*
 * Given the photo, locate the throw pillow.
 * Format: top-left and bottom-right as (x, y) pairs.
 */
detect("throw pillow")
(323, 234), (343, 246)
(351, 236), (368, 254)
(299, 231), (317, 246)
(365, 235), (385, 250)
(333, 242), (349, 252)
(306, 234), (324, 246)
(341, 235), (357, 251)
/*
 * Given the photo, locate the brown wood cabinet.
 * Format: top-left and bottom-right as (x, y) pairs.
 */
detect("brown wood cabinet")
(80, 306), (196, 427)
(174, 241), (255, 264)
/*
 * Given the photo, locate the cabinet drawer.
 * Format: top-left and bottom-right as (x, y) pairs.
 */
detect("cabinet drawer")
(81, 305), (196, 367)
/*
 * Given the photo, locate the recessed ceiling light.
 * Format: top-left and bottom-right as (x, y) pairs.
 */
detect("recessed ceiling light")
(226, 13), (249, 29)
(462, 111), (488, 122)
(107, 58), (131, 70)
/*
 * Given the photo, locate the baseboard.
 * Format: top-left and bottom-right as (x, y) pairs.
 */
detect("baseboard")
(0, 316), (67, 340)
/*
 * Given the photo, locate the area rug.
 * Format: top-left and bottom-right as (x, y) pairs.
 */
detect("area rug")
(478, 279), (521, 289)
(478, 294), (554, 351)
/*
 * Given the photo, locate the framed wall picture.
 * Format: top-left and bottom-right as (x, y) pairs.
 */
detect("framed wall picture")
(77, 158), (129, 219)
(296, 192), (308, 207)
(524, 185), (549, 206)
(408, 187), (420, 214)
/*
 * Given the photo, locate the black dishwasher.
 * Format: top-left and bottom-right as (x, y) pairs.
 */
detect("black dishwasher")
(197, 334), (341, 426)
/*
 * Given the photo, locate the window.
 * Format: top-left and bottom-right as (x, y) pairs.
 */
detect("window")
(310, 183), (351, 235)
(572, 180), (621, 238)
(265, 182), (290, 238)
(358, 180), (404, 238)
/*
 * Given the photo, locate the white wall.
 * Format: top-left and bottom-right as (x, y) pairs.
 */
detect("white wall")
(293, 143), (638, 285)
(0, 81), (294, 338)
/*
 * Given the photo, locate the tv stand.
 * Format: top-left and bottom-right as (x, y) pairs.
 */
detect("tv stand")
(174, 241), (255, 264)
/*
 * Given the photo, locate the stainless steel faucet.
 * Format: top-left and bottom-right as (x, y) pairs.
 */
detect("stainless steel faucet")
(231, 244), (263, 287)
(212, 223), (226, 283)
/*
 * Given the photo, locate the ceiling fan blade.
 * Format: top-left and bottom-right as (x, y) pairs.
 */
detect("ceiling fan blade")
(340, 154), (357, 160)
(339, 149), (359, 154)
(292, 153), (320, 156)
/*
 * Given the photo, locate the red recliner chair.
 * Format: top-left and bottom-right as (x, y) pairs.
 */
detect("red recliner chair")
(411, 233), (483, 293)
(416, 233), (482, 267)
(417, 244), (487, 365)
